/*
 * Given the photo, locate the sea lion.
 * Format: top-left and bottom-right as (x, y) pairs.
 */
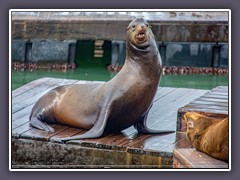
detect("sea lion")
(29, 18), (174, 141)
(184, 112), (229, 162)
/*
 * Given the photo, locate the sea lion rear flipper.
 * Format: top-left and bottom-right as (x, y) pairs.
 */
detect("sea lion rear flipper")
(59, 105), (112, 142)
(134, 110), (175, 134)
(30, 116), (55, 133)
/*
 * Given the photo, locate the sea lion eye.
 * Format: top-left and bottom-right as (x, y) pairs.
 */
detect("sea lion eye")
(187, 119), (194, 128)
(132, 25), (136, 29)
(146, 24), (151, 28)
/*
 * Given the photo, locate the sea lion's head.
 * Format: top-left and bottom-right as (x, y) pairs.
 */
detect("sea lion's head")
(183, 112), (221, 148)
(126, 18), (155, 51)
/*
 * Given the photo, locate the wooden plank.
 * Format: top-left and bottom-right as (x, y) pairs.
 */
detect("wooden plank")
(151, 114), (175, 130)
(75, 134), (130, 151)
(188, 100), (228, 107)
(12, 123), (33, 138)
(120, 134), (152, 148)
(65, 132), (131, 151)
(12, 104), (33, 122)
(173, 133), (192, 149)
(183, 104), (228, 111)
(153, 87), (176, 102)
(154, 88), (207, 114)
(176, 86), (228, 132)
(160, 133), (192, 153)
(179, 107), (228, 115)
(173, 148), (228, 168)
(12, 79), (62, 109)
(93, 134), (131, 146)
(151, 88), (199, 114)
(174, 149), (213, 168)
(13, 78), (62, 102)
(194, 97), (228, 103)
(211, 86), (228, 92)
(154, 88), (187, 104)
(12, 78), (77, 106)
(49, 127), (83, 141)
(12, 77), (50, 97)
(12, 78), (98, 109)
(12, 79), (77, 113)
(200, 94), (228, 100)
(20, 124), (69, 141)
(138, 132), (191, 154)
(207, 91), (228, 96)
(79, 133), (125, 146)
(149, 88), (207, 129)
(12, 114), (29, 130)
(129, 133), (176, 153)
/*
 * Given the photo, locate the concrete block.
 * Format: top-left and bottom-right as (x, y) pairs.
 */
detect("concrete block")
(219, 44), (229, 68)
(31, 40), (76, 62)
(111, 41), (126, 65)
(12, 40), (27, 62)
(165, 43), (213, 67)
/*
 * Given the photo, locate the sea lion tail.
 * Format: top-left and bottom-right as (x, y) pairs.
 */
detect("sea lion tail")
(30, 116), (55, 133)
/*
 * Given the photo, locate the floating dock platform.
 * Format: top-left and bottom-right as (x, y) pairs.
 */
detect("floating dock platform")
(11, 78), (228, 169)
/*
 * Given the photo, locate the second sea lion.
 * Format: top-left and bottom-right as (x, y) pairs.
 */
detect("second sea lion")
(184, 112), (229, 162)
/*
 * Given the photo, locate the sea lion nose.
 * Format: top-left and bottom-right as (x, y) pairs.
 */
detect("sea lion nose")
(141, 25), (145, 29)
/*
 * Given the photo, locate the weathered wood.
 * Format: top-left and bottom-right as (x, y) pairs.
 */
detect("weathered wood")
(49, 127), (83, 141)
(188, 100), (228, 107)
(173, 148), (228, 168)
(12, 123), (33, 138)
(20, 124), (69, 141)
(13, 78), (77, 104)
(12, 114), (29, 129)
(150, 88), (207, 131)
(11, 12), (228, 42)
(159, 132), (193, 153)
(199, 94), (228, 99)
(177, 86), (228, 132)
(153, 87), (176, 102)
(12, 138), (170, 169)
(12, 78), (78, 113)
(12, 77), (50, 97)
(12, 77), (224, 168)
(12, 105), (33, 122)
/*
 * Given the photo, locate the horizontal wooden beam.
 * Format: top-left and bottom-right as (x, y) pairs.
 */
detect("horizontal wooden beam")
(11, 14), (228, 42)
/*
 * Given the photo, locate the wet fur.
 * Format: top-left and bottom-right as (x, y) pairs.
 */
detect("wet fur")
(184, 112), (229, 162)
(29, 18), (175, 141)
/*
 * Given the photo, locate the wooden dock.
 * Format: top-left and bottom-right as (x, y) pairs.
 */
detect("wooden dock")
(173, 148), (228, 169)
(174, 86), (229, 169)
(11, 77), (228, 169)
(177, 86), (229, 132)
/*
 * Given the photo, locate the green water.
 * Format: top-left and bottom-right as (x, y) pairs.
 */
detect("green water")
(12, 67), (228, 90)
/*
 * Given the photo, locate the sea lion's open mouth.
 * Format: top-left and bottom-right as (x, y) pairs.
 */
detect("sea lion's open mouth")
(135, 31), (147, 43)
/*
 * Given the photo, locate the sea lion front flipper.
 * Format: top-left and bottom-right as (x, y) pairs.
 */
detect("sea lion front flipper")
(59, 105), (112, 143)
(134, 109), (175, 134)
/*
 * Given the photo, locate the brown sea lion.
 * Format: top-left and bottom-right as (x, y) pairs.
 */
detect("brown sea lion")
(29, 18), (174, 142)
(184, 112), (229, 162)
